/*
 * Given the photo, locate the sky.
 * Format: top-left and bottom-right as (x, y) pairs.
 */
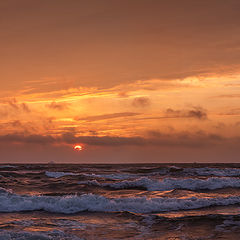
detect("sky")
(1, 0), (240, 163)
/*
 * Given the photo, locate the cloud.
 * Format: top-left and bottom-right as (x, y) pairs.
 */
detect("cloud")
(165, 107), (207, 120)
(0, 130), (227, 148)
(0, 99), (30, 118)
(75, 112), (140, 122)
(7, 99), (30, 113)
(214, 94), (240, 98)
(0, 108), (8, 118)
(0, 134), (55, 145)
(132, 97), (151, 108)
(117, 92), (129, 98)
(220, 108), (240, 116)
(46, 101), (69, 110)
(8, 120), (22, 128)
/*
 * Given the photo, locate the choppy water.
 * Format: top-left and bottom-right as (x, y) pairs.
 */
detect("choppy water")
(1, 163), (240, 239)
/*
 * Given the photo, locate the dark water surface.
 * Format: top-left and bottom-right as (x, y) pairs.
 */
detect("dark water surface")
(1, 163), (240, 239)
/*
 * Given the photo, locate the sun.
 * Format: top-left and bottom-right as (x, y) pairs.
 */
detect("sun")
(74, 145), (83, 151)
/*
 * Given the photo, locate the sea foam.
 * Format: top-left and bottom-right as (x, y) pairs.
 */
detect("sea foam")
(45, 171), (78, 178)
(0, 229), (83, 240)
(0, 165), (18, 169)
(45, 171), (137, 180)
(82, 173), (137, 180)
(79, 177), (240, 191)
(185, 167), (240, 177)
(1, 188), (240, 214)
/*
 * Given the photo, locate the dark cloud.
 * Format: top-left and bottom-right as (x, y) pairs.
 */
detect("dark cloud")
(1, 118), (55, 135)
(0, 108), (8, 118)
(7, 99), (30, 113)
(214, 94), (240, 98)
(235, 122), (240, 127)
(46, 101), (69, 110)
(61, 132), (145, 146)
(118, 92), (129, 98)
(148, 130), (224, 147)
(214, 122), (226, 130)
(0, 130), (227, 148)
(0, 134), (55, 145)
(132, 97), (151, 108)
(75, 112), (140, 122)
(220, 108), (240, 116)
(165, 107), (207, 120)
(9, 120), (22, 128)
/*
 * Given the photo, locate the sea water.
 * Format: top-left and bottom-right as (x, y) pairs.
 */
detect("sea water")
(0, 163), (240, 239)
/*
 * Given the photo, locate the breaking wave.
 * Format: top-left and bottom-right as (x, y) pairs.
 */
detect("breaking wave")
(45, 171), (137, 180)
(0, 165), (18, 169)
(0, 188), (240, 214)
(184, 167), (240, 177)
(82, 173), (137, 180)
(79, 177), (240, 191)
(45, 171), (78, 178)
(0, 229), (82, 240)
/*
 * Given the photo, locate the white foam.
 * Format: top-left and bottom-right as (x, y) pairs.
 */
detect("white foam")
(215, 219), (240, 232)
(54, 219), (92, 230)
(79, 177), (240, 191)
(1, 190), (240, 214)
(82, 173), (137, 180)
(79, 179), (100, 186)
(0, 187), (12, 194)
(0, 165), (17, 169)
(0, 229), (83, 240)
(185, 167), (240, 177)
(11, 220), (34, 227)
(45, 171), (78, 178)
(46, 171), (136, 180)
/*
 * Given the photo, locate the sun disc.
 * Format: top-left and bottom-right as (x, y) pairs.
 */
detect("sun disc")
(74, 145), (83, 151)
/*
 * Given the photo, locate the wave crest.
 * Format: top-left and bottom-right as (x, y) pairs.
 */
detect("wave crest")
(79, 177), (240, 191)
(1, 190), (240, 214)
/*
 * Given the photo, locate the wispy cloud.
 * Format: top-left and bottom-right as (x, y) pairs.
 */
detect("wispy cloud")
(165, 107), (208, 120)
(7, 99), (30, 113)
(75, 112), (140, 122)
(132, 97), (151, 108)
(46, 101), (69, 110)
(214, 94), (240, 98)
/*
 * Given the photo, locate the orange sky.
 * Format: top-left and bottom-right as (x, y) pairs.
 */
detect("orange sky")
(1, 0), (240, 163)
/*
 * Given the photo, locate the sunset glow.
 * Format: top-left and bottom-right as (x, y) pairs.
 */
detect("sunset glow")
(1, 2), (240, 239)
(74, 145), (83, 151)
(0, 1), (240, 163)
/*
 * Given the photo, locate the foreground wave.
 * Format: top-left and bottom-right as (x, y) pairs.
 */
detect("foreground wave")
(0, 229), (82, 240)
(1, 188), (240, 214)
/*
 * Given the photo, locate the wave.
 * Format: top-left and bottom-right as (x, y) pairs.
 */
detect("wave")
(0, 165), (18, 169)
(45, 171), (78, 178)
(82, 173), (137, 180)
(0, 189), (240, 214)
(79, 177), (240, 191)
(215, 219), (240, 232)
(40, 168), (240, 180)
(0, 229), (82, 240)
(184, 167), (240, 177)
(45, 171), (137, 180)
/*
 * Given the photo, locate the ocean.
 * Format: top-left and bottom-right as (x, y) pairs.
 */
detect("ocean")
(0, 163), (240, 239)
